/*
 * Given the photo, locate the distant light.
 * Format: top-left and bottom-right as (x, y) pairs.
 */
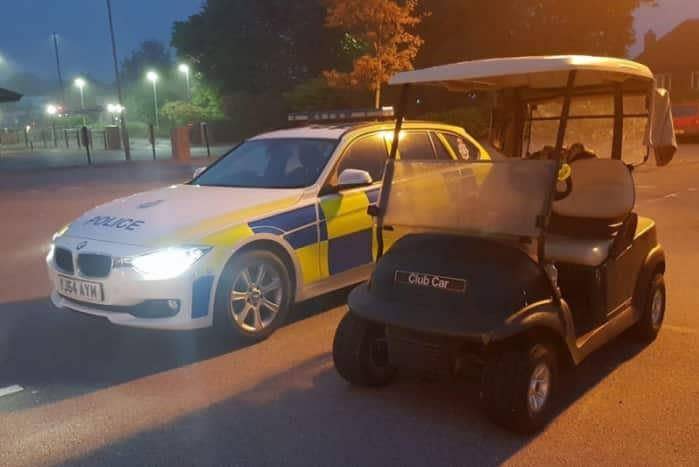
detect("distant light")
(178, 63), (189, 74)
(25, 125), (31, 132)
(146, 71), (159, 82)
(74, 77), (86, 89)
(46, 104), (58, 115)
(107, 103), (124, 114)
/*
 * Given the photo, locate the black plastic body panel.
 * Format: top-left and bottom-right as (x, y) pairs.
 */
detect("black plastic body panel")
(349, 234), (554, 338)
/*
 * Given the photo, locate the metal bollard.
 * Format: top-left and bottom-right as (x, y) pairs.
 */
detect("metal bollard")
(201, 122), (211, 158)
(149, 123), (156, 160)
(81, 126), (92, 165)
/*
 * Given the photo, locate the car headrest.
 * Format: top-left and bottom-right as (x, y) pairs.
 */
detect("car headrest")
(553, 159), (634, 220)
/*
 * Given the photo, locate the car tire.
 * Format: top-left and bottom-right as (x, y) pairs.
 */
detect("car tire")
(481, 342), (558, 434)
(633, 273), (666, 341)
(214, 250), (293, 342)
(333, 312), (396, 387)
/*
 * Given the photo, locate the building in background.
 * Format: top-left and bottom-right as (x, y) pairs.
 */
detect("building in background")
(637, 19), (699, 101)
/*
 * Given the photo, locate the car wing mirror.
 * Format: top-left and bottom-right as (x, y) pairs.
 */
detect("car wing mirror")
(337, 168), (373, 188)
(192, 166), (206, 179)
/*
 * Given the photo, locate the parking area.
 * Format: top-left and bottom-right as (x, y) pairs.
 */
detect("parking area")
(0, 149), (697, 466)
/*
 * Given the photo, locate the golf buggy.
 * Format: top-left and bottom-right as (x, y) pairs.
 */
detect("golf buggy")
(332, 56), (677, 433)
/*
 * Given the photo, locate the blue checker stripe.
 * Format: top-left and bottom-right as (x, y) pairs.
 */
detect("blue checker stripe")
(284, 225), (318, 250)
(328, 228), (373, 275)
(249, 205), (317, 233)
(192, 275), (214, 318)
(366, 188), (380, 204)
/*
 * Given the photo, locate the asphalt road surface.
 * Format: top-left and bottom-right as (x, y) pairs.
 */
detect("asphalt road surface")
(0, 152), (697, 466)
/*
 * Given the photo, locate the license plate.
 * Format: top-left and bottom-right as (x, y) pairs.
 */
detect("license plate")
(58, 275), (105, 303)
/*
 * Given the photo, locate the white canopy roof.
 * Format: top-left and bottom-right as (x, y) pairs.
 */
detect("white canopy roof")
(389, 55), (654, 91)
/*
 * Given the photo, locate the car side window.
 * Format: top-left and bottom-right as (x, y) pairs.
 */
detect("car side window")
(430, 132), (453, 160)
(397, 131), (436, 160)
(442, 132), (480, 160)
(336, 134), (388, 182)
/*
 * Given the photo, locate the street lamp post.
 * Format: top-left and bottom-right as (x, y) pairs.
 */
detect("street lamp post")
(146, 71), (160, 129)
(46, 104), (58, 147)
(106, 0), (131, 160)
(178, 63), (191, 100)
(74, 78), (86, 125)
(74, 78), (86, 110)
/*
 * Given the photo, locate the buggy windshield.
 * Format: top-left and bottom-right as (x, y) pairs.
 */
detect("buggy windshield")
(382, 159), (557, 239)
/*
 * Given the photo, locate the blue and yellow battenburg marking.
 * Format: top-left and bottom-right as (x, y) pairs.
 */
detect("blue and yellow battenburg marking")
(241, 187), (381, 285)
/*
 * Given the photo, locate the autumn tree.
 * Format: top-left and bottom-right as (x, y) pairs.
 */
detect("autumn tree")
(324, 0), (425, 109)
(417, 0), (656, 67)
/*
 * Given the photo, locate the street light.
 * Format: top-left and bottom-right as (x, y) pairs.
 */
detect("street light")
(46, 105), (59, 147)
(107, 103), (124, 124)
(146, 70), (160, 128)
(178, 63), (191, 100)
(74, 77), (86, 109)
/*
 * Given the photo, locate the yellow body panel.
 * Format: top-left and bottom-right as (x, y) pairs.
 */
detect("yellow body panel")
(320, 191), (372, 239)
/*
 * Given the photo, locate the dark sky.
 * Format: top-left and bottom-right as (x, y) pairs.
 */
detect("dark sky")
(0, 0), (203, 83)
(0, 0), (697, 85)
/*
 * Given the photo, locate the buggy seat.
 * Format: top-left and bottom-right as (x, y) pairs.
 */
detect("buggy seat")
(544, 159), (636, 267)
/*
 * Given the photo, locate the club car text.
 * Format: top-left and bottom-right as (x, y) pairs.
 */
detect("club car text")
(394, 270), (467, 293)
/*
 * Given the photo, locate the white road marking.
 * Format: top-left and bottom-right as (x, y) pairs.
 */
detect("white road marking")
(0, 385), (24, 399)
(663, 193), (679, 199)
(688, 188), (697, 192)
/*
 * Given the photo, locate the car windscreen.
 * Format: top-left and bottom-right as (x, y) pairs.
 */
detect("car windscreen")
(382, 159), (556, 239)
(193, 138), (337, 188)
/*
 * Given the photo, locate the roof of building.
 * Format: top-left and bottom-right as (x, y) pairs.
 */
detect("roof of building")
(389, 55), (653, 91)
(636, 19), (699, 70)
(0, 88), (22, 103)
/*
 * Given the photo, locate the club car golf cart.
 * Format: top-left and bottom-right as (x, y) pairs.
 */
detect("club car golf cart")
(332, 56), (677, 433)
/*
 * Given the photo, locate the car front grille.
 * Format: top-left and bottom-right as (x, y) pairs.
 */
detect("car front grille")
(54, 247), (74, 274)
(77, 253), (112, 278)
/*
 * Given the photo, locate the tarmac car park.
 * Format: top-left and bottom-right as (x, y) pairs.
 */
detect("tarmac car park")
(46, 110), (489, 340)
(331, 55), (677, 433)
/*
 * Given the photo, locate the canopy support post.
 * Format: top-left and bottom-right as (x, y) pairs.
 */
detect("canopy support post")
(554, 70), (577, 154)
(375, 84), (410, 259)
(612, 84), (624, 160)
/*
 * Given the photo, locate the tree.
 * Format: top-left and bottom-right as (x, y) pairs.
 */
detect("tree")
(121, 40), (173, 84)
(172, 0), (342, 95)
(161, 81), (225, 126)
(323, 0), (425, 109)
(417, 0), (655, 68)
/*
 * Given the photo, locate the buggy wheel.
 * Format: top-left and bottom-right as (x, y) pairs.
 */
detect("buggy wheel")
(634, 273), (665, 341)
(481, 342), (558, 434)
(214, 250), (292, 342)
(333, 312), (396, 387)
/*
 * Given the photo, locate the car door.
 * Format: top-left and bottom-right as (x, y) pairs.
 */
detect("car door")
(318, 133), (388, 278)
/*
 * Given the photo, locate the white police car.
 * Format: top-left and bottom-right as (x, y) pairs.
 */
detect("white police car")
(47, 110), (489, 339)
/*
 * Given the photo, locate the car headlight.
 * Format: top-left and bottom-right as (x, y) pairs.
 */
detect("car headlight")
(52, 224), (70, 241)
(46, 243), (55, 262)
(119, 246), (212, 280)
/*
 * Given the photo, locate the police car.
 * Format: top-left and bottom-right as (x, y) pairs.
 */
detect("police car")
(47, 109), (489, 339)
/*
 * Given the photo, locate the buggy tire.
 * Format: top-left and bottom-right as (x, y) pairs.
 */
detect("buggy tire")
(481, 342), (558, 434)
(633, 273), (665, 341)
(333, 312), (396, 387)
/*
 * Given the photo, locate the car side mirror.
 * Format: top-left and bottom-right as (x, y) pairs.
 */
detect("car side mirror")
(337, 168), (373, 188)
(192, 166), (206, 179)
